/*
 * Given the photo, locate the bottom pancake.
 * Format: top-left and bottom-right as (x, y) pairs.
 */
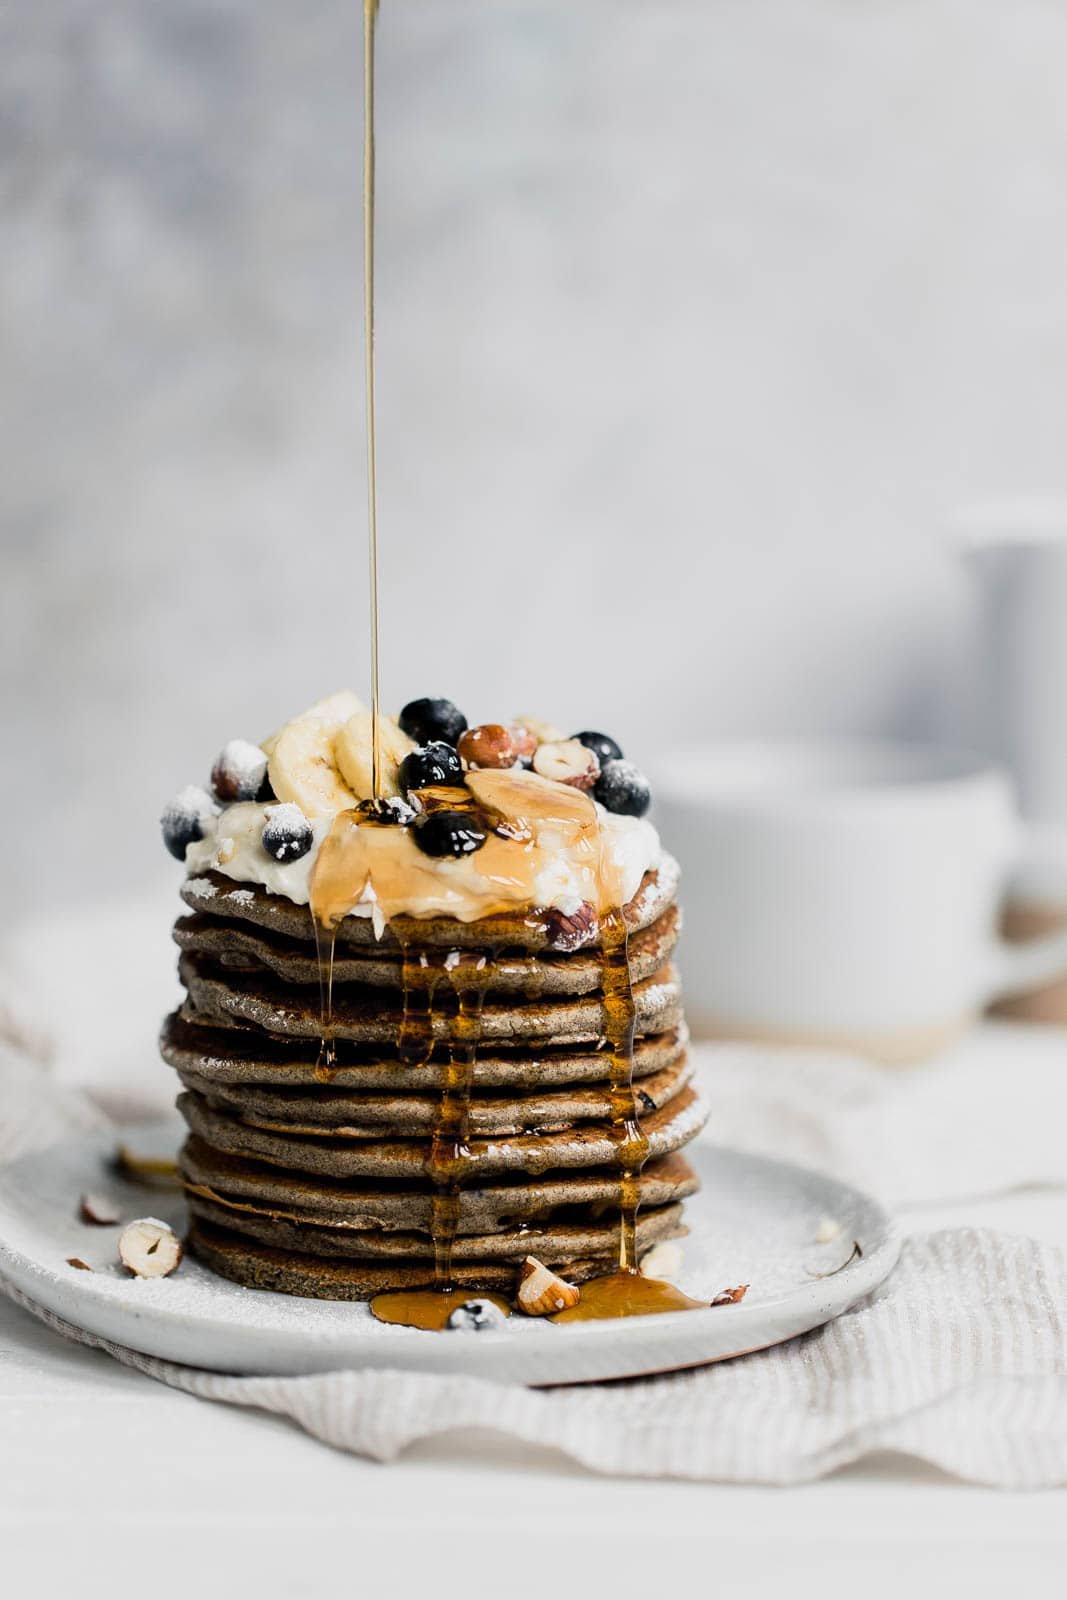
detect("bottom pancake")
(187, 1214), (686, 1300)
(186, 1192), (684, 1264)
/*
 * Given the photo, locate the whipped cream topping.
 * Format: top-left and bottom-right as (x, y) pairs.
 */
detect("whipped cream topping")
(183, 797), (661, 928)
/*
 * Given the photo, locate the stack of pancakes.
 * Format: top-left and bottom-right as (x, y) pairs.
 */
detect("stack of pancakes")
(162, 852), (706, 1301)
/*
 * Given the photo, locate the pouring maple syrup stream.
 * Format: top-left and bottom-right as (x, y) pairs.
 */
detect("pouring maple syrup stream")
(318, 0), (704, 1329)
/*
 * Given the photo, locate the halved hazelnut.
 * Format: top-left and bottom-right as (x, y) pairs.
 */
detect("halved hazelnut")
(118, 1217), (184, 1279)
(532, 739), (599, 791)
(458, 724), (519, 770)
(517, 1255), (581, 1316)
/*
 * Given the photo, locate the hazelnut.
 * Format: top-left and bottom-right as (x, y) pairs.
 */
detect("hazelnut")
(458, 724), (519, 770)
(118, 1218), (184, 1279)
(542, 901), (598, 953)
(532, 739), (599, 791)
(509, 725), (538, 762)
(517, 1255), (581, 1316)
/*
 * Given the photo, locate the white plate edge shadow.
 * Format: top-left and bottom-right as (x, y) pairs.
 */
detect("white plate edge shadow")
(0, 1130), (902, 1385)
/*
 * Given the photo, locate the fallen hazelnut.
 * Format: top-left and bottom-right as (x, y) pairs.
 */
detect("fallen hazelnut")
(67, 1257), (92, 1272)
(118, 1217), (184, 1279)
(532, 738), (599, 791)
(79, 1192), (121, 1226)
(541, 901), (598, 952)
(458, 724), (519, 770)
(517, 1255), (581, 1316)
(710, 1284), (749, 1306)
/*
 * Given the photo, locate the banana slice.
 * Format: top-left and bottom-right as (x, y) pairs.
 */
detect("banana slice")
(261, 690), (365, 759)
(267, 717), (358, 817)
(334, 710), (414, 800)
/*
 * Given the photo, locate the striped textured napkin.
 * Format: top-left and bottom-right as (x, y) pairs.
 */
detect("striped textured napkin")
(1, 1028), (1066, 1486)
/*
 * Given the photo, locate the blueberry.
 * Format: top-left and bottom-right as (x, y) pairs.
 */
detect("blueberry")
(262, 803), (314, 863)
(399, 741), (464, 791)
(413, 810), (487, 858)
(161, 785), (217, 861)
(447, 1298), (506, 1332)
(357, 795), (417, 826)
(572, 730), (624, 765)
(211, 739), (269, 804)
(399, 697), (468, 747)
(594, 759), (651, 818)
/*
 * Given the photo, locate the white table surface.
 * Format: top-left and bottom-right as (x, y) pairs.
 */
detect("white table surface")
(3, 1036), (1067, 1599)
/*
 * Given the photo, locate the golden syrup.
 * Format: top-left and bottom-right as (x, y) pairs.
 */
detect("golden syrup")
(363, 0), (383, 797)
(370, 1286), (511, 1331)
(427, 955), (491, 1285)
(599, 905), (649, 1273)
(551, 1272), (705, 1323)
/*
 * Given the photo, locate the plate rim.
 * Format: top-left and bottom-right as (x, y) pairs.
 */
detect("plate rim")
(0, 1129), (901, 1383)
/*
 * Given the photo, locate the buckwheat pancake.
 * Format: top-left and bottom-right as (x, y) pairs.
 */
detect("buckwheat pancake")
(177, 953), (684, 1046)
(179, 1137), (699, 1236)
(179, 852), (680, 954)
(185, 1194), (684, 1265)
(161, 1010), (689, 1091)
(175, 1051), (692, 1136)
(187, 1216), (684, 1299)
(171, 900), (681, 993)
(177, 1081), (707, 1183)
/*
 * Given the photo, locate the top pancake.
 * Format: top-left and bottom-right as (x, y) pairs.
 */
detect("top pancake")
(179, 852), (680, 954)
(172, 901), (681, 995)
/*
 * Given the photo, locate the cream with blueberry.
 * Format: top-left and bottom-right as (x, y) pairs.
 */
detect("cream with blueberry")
(165, 691), (660, 940)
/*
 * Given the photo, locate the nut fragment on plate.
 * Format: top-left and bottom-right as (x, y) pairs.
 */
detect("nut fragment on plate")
(66, 1257), (92, 1272)
(517, 1255), (581, 1316)
(79, 1192), (121, 1226)
(710, 1284), (749, 1307)
(118, 1217), (184, 1279)
(532, 738), (599, 791)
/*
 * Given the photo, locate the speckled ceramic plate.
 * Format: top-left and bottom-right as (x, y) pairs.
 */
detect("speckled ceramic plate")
(0, 1121), (899, 1384)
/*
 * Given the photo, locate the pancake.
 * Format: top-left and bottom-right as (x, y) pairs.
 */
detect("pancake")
(177, 953), (684, 1046)
(187, 1215), (685, 1300)
(178, 852), (680, 954)
(179, 1136), (700, 1235)
(161, 1009), (689, 1091)
(185, 1193), (684, 1263)
(171, 901), (681, 993)
(175, 1052), (692, 1137)
(177, 1081), (707, 1182)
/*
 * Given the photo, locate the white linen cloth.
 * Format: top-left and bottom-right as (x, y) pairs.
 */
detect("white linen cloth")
(2, 966), (1067, 1485)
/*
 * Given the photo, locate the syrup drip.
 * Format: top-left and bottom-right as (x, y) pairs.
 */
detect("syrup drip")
(600, 906), (650, 1273)
(312, 920), (339, 1078)
(427, 956), (491, 1286)
(363, 0), (383, 798)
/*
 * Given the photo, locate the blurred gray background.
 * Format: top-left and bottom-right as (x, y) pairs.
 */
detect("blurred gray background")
(4, 0), (1067, 921)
